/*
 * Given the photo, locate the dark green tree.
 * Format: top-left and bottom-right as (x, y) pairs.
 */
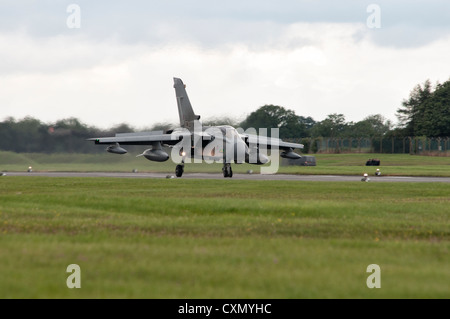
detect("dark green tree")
(0, 117), (17, 151)
(149, 122), (177, 131)
(202, 116), (241, 127)
(395, 79), (450, 137)
(297, 116), (316, 138)
(50, 117), (99, 153)
(311, 113), (347, 137)
(240, 104), (305, 138)
(348, 114), (392, 138)
(420, 80), (450, 137)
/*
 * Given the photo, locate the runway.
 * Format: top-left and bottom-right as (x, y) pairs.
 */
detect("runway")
(3, 171), (450, 183)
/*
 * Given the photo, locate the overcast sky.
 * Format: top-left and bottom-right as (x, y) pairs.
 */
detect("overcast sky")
(1, 0), (449, 129)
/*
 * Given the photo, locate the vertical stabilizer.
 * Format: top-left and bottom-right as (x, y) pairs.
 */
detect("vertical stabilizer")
(173, 77), (200, 130)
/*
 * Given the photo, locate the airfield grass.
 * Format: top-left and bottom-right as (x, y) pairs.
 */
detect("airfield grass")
(1, 151), (450, 176)
(0, 177), (448, 298)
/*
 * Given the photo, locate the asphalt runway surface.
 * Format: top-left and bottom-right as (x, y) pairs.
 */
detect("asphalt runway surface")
(3, 171), (450, 183)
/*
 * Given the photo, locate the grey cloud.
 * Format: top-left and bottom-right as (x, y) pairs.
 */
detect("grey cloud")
(0, 0), (449, 48)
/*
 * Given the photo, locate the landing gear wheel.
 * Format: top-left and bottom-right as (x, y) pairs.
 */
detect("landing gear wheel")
(222, 164), (233, 178)
(175, 164), (184, 177)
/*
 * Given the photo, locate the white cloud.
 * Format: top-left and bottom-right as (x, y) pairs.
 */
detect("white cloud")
(1, 20), (449, 129)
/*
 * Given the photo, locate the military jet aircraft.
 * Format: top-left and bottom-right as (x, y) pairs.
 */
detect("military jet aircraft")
(87, 78), (304, 178)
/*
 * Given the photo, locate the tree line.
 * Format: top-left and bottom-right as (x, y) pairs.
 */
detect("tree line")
(0, 78), (448, 154)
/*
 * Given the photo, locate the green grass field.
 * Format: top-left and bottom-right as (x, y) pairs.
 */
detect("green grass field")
(1, 151), (450, 176)
(0, 177), (448, 298)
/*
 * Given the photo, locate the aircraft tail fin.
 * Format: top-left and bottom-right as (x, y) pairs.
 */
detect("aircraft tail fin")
(173, 77), (200, 130)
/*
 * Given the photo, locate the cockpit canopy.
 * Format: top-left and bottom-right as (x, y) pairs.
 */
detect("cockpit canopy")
(217, 125), (242, 140)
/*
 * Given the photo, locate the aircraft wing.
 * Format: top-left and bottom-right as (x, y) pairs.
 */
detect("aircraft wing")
(242, 134), (304, 150)
(87, 130), (187, 146)
(242, 133), (304, 159)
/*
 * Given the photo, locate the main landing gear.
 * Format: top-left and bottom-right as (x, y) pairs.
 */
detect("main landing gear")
(222, 163), (233, 178)
(175, 164), (184, 177)
(175, 154), (185, 177)
(174, 160), (233, 178)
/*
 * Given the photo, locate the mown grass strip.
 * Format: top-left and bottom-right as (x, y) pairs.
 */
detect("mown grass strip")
(0, 177), (448, 298)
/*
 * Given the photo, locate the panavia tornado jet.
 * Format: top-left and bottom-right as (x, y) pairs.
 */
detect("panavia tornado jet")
(87, 77), (304, 178)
